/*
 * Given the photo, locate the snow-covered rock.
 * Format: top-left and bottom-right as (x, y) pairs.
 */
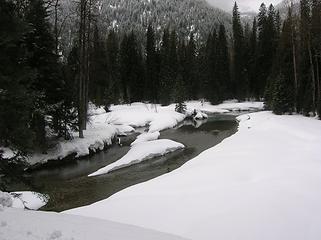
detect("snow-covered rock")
(0, 191), (48, 210)
(89, 139), (184, 177)
(0, 147), (16, 159)
(10, 192), (48, 210)
(131, 131), (160, 146)
(193, 111), (208, 120)
(67, 111), (321, 240)
(1, 208), (187, 240)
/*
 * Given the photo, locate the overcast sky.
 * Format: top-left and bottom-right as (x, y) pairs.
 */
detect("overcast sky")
(206, 0), (283, 12)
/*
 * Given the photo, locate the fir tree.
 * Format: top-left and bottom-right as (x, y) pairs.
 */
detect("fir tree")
(106, 30), (121, 104)
(232, 2), (245, 99)
(272, 73), (294, 114)
(145, 24), (159, 103)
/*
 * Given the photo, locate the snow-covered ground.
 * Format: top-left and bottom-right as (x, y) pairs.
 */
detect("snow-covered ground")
(67, 111), (321, 240)
(1, 101), (263, 166)
(0, 208), (188, 240)
(89, 139), (184, 177)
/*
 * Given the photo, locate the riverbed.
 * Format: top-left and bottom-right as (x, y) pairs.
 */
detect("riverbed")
(6, 114), (238, 212)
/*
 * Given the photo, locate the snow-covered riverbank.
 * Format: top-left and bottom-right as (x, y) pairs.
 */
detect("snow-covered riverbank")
(66, 111), (321, 240)
(0, 207), (188, 240)
(1, 100), (263, 166)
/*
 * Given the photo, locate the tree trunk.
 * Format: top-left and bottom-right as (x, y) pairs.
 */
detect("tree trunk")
(54, 0), (59, 56)
(291, 19), (298, 111)
(78, 0), (86, 138)
(316, 54), (320, 115)
(308, 41), (316, 115)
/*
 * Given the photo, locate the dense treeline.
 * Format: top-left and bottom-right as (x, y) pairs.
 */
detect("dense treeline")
(0, 0), (320, 154)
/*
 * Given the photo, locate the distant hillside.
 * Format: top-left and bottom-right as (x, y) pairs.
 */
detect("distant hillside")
(276, 0), (300, 17)
(53, 0), (232, 54)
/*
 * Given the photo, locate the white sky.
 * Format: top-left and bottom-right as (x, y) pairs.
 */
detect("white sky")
(206, 0), (283, 12)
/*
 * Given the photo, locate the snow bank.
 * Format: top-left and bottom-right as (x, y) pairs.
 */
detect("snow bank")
(1, 208), (187, 240)
(107, 103), (186, 132)
(28, 123), (118, 165)
(177, 100), (264, 114)
(1, 101), (263, 164)
(89, 139), (184, 176)
(67, 111), (321, 240)
(131, 131), (160, 146)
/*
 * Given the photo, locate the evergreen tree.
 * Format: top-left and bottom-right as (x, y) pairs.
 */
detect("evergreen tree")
(216, 24), (230, 100)
(120, 32), (144, 103)
(89, 25), (108, 107)
(299, 0), (315, 115)
(185, 33), (197, 99)
(159, 28), (172, 105)
(145, 24), (159, 103)
(249, 17), (258, 97)
(106, 30), (121, 104)
(311, 0), (321, 116)
(272, 73), (294, 114)
(232, 2), (245, 99)
(0, 0), (36, 151)
(174, 72), (187, 114)
(206, 30), (218, 102)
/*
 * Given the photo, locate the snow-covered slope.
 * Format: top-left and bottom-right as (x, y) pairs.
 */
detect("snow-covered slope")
(53, 0), (232, 54)
(0, 208), (188, 240)
(67, 111), (321, 240)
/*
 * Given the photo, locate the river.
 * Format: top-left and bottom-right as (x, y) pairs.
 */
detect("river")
(7, 114), (238, 212)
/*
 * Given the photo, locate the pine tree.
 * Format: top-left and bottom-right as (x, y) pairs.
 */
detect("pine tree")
(232, 2), (245, 99)
(145, 24), (158, 103)
(159, 28), (172, 105)
(311, 0), (321, 116)
(174, 72), (187, 114)
(0, 0), (36, 151)
(25, 0), (64, 150)
(216, 24), (230, 100)
(89, 25), (108, 107)
(106, 30), (121, 104)
(206, 30), (218, 103)
(249, 17), (258, 97)
(272, 73), (294, 114)
(185, 33), (197, 99)
(299, 0), (316, 115)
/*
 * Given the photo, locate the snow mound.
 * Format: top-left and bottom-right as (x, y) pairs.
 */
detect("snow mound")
(68, 111), (321, 240)
(107, 103), (186, 132)
(131, 131), (160, 146)
(89, 139), (184, 176)
(115, 124), (135, 136)
(177, 100), (264, 114)
(1, 208), (187, 240)
(0, 192), (13, 209)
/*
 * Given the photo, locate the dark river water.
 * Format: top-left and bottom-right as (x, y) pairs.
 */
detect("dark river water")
(6, 114), (238, 212)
